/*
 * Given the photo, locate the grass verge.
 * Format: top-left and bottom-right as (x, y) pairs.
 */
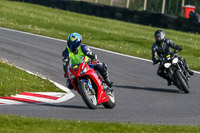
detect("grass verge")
(0, 0), (199, 71)
(0, 59), (62, 96)
(0, 114), (200, 133)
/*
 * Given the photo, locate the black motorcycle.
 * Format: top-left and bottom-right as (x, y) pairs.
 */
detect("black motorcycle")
(161, 51), (190, 93)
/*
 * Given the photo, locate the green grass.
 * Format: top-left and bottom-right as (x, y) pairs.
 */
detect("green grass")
(0, 114), (200, 133)
(84, 0), (111, 5)
(0, 60), (62, 96)
(0, 0), (199, 71)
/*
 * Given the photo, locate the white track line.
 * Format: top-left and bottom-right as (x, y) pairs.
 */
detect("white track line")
(14, 93), (71, 104)
(1, 92), (75, 105)
(14, 95), (57, 103)
(0, 99), (28, 105)
(0, 27), (199, 75)
(0, 92), (74, 105)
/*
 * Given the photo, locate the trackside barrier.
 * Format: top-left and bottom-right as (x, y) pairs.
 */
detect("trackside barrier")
(13, 0), (200, 33)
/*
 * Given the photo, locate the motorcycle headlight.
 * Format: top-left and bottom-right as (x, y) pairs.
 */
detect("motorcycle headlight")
(172, 58), (178, 64)
(80, 67), (87, 75)
(164, 63), (171, 68)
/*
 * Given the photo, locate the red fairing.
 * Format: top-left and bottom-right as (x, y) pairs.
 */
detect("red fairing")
(68, 57), (109, 104)
(83, 69), (109, 104)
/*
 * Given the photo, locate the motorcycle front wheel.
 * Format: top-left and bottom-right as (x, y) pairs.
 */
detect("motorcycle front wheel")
(78, 81), (97, 109)
(175, 71), (190, 94)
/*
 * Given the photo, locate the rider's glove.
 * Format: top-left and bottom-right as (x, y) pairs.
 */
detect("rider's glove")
(174, 45), (182, 53)
(174, 49), (178, 53)
(91, 59), (99, 65)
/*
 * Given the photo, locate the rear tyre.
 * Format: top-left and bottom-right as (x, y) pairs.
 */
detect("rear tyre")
(96, 70), (116, 108)
(175, 71), (190, 94)
(78, 81), (97, 109)
(102, 91), (116, 109)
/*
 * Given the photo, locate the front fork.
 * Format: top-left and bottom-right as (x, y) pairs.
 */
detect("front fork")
(177, 63), (188, 81)
(80, 77), (95, 95)
(166, 68), (173, 80)
(167, 64), (187, 88)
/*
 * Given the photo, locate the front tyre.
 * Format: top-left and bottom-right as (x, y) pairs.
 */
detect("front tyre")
(102, 91), (116, 109)
(175, 71), (190, 94)
(78, 81), (97, 109)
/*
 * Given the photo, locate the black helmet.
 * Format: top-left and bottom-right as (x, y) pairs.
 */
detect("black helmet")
(67, 33), (82, 54)
(154, 30), (165, 44)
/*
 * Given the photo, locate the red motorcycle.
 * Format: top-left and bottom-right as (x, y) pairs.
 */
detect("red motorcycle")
(68, 57), (116, 109)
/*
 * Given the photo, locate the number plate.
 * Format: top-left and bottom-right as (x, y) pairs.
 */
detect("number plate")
(166, 55), (171, 60)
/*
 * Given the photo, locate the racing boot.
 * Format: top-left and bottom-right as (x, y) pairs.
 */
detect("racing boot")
(181, 57), (194, 76)
(185, 64), (194, 76)
(101, 71), (113, 88)
(187, 69), (194, 76)
(97, 62), (113, 89)
(104, 76), (113, 88)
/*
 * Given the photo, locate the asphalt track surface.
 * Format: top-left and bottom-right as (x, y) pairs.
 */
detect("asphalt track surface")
(0, 28), (200, 125)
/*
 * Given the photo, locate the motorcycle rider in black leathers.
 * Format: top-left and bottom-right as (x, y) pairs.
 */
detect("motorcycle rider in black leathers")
(152, 30), (194, 86)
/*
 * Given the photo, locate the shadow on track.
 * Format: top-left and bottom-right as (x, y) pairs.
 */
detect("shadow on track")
(114, 85), (179, 93)
(39, 104), (89, 109)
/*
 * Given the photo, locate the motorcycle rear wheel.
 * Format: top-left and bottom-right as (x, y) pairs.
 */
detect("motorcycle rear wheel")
(78, 81), (97, 109)
(102, 91), (116, 109)
(175, 71), (190, 94)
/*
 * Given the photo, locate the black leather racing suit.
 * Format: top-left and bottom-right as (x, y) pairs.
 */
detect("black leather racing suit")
(152, 39), (183, 81)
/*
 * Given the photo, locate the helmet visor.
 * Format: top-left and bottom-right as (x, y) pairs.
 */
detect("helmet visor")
(155, 34), (164, 44)
(70, 41), (80, 53)
(155, 34), (161, 40)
